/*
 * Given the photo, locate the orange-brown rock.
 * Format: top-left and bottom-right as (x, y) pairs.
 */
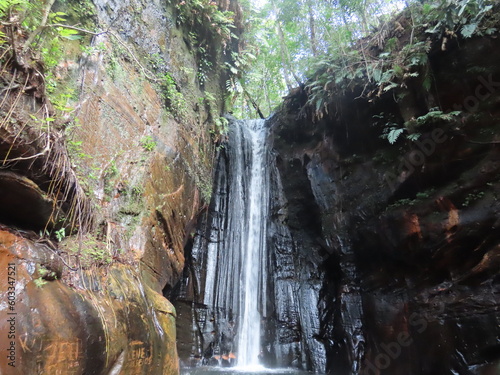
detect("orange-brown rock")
(0, 229), (178, 375)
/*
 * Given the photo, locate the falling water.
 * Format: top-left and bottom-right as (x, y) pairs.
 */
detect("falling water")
(236, 119), (269, 367)
(203, 119), (269, 367)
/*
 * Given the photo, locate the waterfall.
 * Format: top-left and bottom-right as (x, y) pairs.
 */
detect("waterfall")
(179, 117), (326, 372)
(203, 118), (269, 367)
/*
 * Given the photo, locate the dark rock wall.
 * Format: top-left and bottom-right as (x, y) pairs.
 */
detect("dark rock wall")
(264, 155), (326, 371)
(269, 34), (500, 375)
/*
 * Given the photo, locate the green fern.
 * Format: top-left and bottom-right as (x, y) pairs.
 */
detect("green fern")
(388, 128), (404, 144)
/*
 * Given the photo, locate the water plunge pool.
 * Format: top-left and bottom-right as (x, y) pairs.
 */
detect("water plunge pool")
(181, 367), (315, 375)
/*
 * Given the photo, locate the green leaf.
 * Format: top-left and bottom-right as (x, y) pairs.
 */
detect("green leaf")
(372, 68), (382, 83)
(461, 23), (477, 38)
(315, 98), (324, 112)
(458, 2), (468, 17)
(393, 65), (404, 78)
(383, 82), (399, 92)
(58, 28), (81, 40)
(425, 24), (441, 34)
(407, 133), (421, 142)
(63, 34), (82, 40)
(388, 128), (404, 144)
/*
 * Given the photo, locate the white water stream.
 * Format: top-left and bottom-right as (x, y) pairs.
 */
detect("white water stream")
(236, 119), (269, 367)
(203, 119), (269, 367)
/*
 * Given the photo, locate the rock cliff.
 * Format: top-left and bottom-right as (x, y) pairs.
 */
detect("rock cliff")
(0, 0), (242, 373)
(269, 11), (500, 375)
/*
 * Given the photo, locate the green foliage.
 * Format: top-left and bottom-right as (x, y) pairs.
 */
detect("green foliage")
(226, 0), (409, 117)
(214, 116), (229, 136)
(0, 0), (20, 16)
(0, 0), (99, 117)
(375, 108), (461, 145)
(0, 0), (37, 29)
(41, 38), (64, 69)
(55, 227), (66, 242)
(232, 0), (496, 120)
(374, 112), (405, 144)
(107, 160), (118, 176)
(81, 41), (106, 55)
(34, 277), (48, 288)
(389, 197), (417, 209)
(388, 189), (435, 209)
(423, 0), (494, 38)
(201, 91), (229, 142)
(28, 114), (55, 131)
(67, 139), (86, 159)
(85, 246), (112, 265)
(196, 46), (213, 85)
(63, 235), (113, 267)
(176, 0), (236, 43)
(305, 38), (433, 120)
(131, 185), (144, 198)
(140, 136), (156, 152)
(404, 109), (462, 130)
(175, 0), (237, 85)
(37, 265), (57, 280)
(416, 189), (435, 199)
(462, 191), (485, 207)
(149, 52), (166, 71)
(199, 179), (213, 203)
(159, 72), (188, 120)
(387, 128), (404, 144)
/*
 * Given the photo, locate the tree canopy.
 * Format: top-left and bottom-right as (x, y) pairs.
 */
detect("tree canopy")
(226, 0), (496, 118)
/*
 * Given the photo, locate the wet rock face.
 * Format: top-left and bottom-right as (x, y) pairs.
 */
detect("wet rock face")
(0, 229), (178, 375)
(269, 36), (500, 375)
(263, 158), (327, 371)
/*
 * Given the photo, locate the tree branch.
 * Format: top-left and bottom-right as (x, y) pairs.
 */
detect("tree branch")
(108, 31), (157, 82)
(243, 87), (265, 119)
(48, 24), (108, 36)
(21, 0), (56, 55)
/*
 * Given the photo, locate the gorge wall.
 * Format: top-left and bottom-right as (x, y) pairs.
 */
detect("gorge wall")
(0, 0), (242, 373)
(173, 6), (500, 375)
(268, 14), (500, 375)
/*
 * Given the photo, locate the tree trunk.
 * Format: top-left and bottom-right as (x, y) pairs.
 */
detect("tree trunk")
(307, 0), (318, 56)
(270, 0), (302, 89)
(275, 19), (302, 88)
